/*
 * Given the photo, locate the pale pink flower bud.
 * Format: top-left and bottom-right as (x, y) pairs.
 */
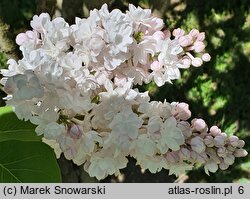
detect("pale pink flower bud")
(177, 121), (192, 138)
(237, 140), (245, 148)
(226, 145), (236, 153)
(214, 135), (226, 147)
(202, 53), (211, 62)
(68, 124), (83, 139)
(178, 147), (191, 160)
(191, 57), (203, 67)
(181, 56), (191, 68)
(219, 162), (229, 170)
(209, 126), (221, 137)
(192, 118), (207, 132)
(150, 61), (161, 71)
(191, 136), (206, 153)
(163, 30), (171, 39)
(166, 152), (179, 163)
(229, 136), (239, 147)
(172, 28), (185, 38)
(234, 149), (248, 157)
(172, 102), (191, 120)
(204, 135), (214, 147)
(179, 35), (192, 47)
(16, 33), (28, 45)
(193, 41), (205, 52)
(224, 154), (235, 165)
(197, 32), (205, 41)
(189, 29), (199, 38)
(217, 147), (227, 157)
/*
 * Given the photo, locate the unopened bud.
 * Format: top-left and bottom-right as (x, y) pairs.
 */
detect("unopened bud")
(237, 140), (245, 148)
(209, 126), (221, 137)
(172, 102), (191, 121)
(234, 149), (248, 157)
(197, 32), (205, 41)
(16, 33), (28, 45)
(173, 28), (185, 38)
(181, 56), (191, 68)
(202, 53), (211, 62)
(229, 136), (239, 147)
(192, 57), (203, 67)
(191, 136), (206, 153)
(193, 41), (205, 53)
(163, 30), (171, 38)
(68, 124), (83, 139)
(217, 147), (227, 157)
(177, 121), (192, 138)
(192, 118), (207, 132)
(226, 145), (236, 153)
(189, 29), (199, 38)
(204, 135), (214, 147)
(214, 135), (226, 147)
(179, 35), (192, 47)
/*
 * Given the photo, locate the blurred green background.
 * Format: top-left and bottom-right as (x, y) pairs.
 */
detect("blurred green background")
(0, 0), (249, 183)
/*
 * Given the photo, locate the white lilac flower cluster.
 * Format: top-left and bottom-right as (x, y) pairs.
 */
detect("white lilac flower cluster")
(0, 4), (247, 180)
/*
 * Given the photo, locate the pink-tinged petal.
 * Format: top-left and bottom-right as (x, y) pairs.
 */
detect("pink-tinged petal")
(202, 53), (211, 62)
(16, 33), (28, 45)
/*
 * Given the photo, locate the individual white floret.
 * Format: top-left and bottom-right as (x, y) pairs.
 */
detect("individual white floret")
(160, 116), (185, 151)
(109, 108), (143, 140)
(84, 146), (128, 180)
(4, 70), (44, 100)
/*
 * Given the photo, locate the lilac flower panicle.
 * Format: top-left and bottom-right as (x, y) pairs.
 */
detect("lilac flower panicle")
(0, 4), (247, 180)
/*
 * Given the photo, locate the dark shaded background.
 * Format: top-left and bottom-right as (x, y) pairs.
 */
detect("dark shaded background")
(0, 0), (249, 183)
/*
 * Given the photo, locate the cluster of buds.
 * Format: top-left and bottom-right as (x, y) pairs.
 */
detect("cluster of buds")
(0, 4), (247, 180)
(173, 28), (211, 68)
(183, 118), (247, 174)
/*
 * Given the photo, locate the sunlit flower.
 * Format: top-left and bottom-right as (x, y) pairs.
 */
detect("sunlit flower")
(0, 3), (245, 180)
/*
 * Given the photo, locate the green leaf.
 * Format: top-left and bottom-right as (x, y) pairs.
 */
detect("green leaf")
(0, 106), (41, 142)
(0, 140), (61, 182)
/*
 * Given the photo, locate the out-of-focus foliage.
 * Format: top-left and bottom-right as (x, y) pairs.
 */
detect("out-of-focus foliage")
(0, 0), (249, 183)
